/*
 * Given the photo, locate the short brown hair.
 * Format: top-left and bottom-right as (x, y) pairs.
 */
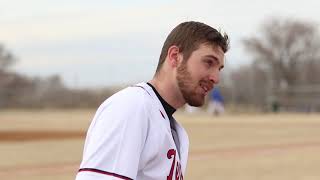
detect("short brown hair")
(156, 21), (229, 73)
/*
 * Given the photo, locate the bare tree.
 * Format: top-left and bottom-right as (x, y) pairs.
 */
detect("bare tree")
(243, 17), (320, 89)
(0, 44), (16, 72)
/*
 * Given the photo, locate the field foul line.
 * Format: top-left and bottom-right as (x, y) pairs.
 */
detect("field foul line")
(1, 141), (320, 177)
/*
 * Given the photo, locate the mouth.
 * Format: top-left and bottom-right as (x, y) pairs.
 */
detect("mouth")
(200, 82), (213, 96)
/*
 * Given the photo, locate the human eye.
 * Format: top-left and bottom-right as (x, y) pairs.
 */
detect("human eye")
(205, 59), (213, 66)
(203, 59), (214, 67)
(219, 66), (224, 71)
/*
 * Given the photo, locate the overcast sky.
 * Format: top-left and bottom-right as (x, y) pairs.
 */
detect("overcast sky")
(1, 0), (319, 88)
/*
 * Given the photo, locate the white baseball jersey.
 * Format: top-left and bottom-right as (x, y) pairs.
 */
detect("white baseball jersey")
(76, 82), (189, 180)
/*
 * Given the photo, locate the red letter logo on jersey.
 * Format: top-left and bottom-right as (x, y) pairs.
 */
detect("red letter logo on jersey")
(167, 149), (183, 180)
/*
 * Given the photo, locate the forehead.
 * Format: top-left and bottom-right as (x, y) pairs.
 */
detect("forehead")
(191, 43), (225, 63)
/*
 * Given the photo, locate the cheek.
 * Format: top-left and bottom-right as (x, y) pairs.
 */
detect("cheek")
(188, 66), (204, 78)
(183, 62), (210, 85)
(193, 71), (210, 82)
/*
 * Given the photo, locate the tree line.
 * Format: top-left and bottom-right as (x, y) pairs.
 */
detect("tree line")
(221, 17), (320, 112)
(1, 17), (320, 111)
(0, 48), (116, 108)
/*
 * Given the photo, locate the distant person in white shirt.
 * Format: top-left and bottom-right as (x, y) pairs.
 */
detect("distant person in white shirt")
(76, 21), (229, 180)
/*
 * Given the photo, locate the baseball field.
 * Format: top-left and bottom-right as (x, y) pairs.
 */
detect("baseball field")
(0, 109), (320, 180)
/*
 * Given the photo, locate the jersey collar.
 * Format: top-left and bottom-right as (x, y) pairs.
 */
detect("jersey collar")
(146, 82), (176, 118)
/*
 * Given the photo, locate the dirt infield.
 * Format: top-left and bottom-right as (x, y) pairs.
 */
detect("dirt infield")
(1, 110), (320, 180)
(1, 140), (320, 179)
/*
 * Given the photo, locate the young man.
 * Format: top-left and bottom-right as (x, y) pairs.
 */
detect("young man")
(76, 21), (229, 180)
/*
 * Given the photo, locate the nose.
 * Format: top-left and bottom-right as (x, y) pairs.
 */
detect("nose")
(209, 70), (220, 84)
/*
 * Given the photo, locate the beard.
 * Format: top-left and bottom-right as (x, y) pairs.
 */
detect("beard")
(176, 62), (208, 107)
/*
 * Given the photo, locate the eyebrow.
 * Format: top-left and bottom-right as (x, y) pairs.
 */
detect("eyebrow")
(204, 55), (218, 61)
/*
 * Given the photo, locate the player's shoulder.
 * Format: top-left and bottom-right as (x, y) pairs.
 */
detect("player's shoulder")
(100, 82), (154, 110)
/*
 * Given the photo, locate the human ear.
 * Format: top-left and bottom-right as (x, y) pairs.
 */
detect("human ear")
(167, 45), (180, 67)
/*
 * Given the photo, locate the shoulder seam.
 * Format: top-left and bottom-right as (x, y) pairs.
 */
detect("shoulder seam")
(130, 85), (151, 96)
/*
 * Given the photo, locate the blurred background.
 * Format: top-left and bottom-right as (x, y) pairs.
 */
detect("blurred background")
(1, 1), (320, 180)
(1, 0), (319, 111)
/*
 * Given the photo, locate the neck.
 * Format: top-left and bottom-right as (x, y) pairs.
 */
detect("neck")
(149, 75), (185, 109)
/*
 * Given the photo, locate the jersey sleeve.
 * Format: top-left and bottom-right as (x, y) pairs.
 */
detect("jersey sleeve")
(76, 90), (150, 180)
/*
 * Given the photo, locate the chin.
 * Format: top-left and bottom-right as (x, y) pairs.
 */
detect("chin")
(187, 97), (205, 107)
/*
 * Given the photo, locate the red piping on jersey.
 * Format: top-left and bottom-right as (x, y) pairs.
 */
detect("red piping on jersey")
(78, 168), (133, 180)
(159, 110), (165, 119)
(131, 85), (151, 96)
